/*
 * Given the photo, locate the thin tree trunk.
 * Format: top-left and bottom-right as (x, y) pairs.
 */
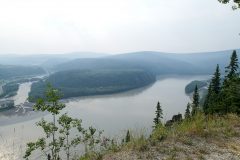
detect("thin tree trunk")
(53, 113), (56, 160)
(67, 134), (70, 160)
(48, 154), (51, 160)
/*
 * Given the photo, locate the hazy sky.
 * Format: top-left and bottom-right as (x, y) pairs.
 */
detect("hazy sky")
(0, 0), (239, 54)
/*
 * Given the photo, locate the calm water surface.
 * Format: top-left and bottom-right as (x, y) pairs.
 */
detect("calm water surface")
(0, 75), (209, 159)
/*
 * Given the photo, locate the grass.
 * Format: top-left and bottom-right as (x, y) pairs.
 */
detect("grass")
(79, 113), (240, 160)
(151, 113), (240, 140)
(124, 134), (149, 152)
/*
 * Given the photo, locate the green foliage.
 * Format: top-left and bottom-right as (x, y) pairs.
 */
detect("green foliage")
(203, 82), (213, 114)
(24, 85), (104, 160)
(58, 113), (83, 160)
(184, 103), (191, 119)
(191, 85), (200, 116)
(107, 113), (240, 159)
(24, 138), (46, 159)
(151, 125), (168, 142)
(176, 112), (206, 136)
(33, 84), (65, 114)
(212, 64), (221, 94)
(225, 50), (239, 81)
(127, 135), (149, 152)
(29, 69), (155, 101)
(82, 126), (103, 153)
(0, 65), (45, 80)
(153, 113), (240, 140)
(24, 85), (66, 160)
(222, 51), (240, 113)
(153, 102), (163, 128)
(79, 152), (103, 160)
(176, 113), (240, 138)
(218, 0), (240, 9)
(125, 130), (131, 143)
(204, 64), (222, 114)
(121, 129), (149, 152)
(220, 78), (240, 113)
(203, 50), (240, 115)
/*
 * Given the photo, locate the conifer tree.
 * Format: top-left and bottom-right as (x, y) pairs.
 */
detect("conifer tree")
(153, 101), (163, 128)
(224, 80), (240, 113)
(185, 103), (191, 119)
(203, 82), (212, 114)
(204, 65), (222, 114)
(191, 85), (200, 116)
(125, 130), (131, 143)
(221, 50), (240, 114)
(212, 64), (221, 94)
(225, 50), (239, 81)
(203, 50), (239, 115)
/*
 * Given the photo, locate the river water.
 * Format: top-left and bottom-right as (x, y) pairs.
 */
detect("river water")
(0, 75), (209, 159)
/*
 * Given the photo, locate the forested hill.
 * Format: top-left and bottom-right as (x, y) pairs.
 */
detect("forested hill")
(51, 49), (240, 75)
(0, 49), (239, 76)
(0, 52), (108, 66)
(29, 69), (155, 101)
(27, 49), (240, 100)
(0, 65), (45, 80)
(52, 52), (196, 75)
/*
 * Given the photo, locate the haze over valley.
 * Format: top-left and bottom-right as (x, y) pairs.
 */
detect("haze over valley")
(0, 0), (240, 159)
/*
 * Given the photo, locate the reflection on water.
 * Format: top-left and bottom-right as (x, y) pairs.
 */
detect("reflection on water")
(0, 75), (209, 159)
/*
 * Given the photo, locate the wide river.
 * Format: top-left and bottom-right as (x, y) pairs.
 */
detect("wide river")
(0, 75), (209, 159)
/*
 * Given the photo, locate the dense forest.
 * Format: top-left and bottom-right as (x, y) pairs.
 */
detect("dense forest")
(181, 50), (240, 116)
(29, 69), (155, 101)
(0, 82), (19, 98)
(203, 50), (240, 114)
(0, 65), (45, 80)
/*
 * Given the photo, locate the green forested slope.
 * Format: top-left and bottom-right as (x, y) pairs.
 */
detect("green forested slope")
(29, 69), (155, 101)
(52, 50), (240, 75)
(0, 65), (45, 80)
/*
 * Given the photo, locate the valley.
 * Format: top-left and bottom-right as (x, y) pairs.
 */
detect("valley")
(0, 75), (209, 159)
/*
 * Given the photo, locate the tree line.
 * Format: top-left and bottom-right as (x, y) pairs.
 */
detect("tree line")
(203, 50), (240, 114)
(153, 50), (239, 128)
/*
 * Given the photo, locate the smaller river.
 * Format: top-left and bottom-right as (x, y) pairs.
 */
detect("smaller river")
(14, 82), (32, 105)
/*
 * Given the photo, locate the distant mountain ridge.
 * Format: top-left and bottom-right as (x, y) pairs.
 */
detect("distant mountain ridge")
(0, 49), (239, 75)
(0, 52), (108, 67)
(52, 49), (240, 75)
(0, 65), (45, 80)
(1, 49), (238, 100)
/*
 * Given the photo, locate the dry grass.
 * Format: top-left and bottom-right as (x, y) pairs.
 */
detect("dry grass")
(152, 113), (240, 141)
(80, 113), (240, 160)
